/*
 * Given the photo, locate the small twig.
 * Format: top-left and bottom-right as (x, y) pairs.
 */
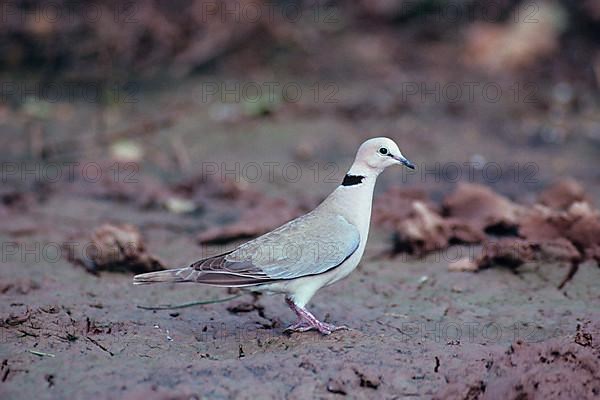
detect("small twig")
(18, 329), (39, 338)
(86, 336), (114, 356)
(28, 350), (55, 358)
(558, 261), (579, 290)
(137, 294), (243, 310)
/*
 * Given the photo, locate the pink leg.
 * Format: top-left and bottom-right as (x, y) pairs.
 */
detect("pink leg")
(284, 297), (348, 335)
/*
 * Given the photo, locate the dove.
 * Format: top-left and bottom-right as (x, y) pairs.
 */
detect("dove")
(134, 137), (415, 334)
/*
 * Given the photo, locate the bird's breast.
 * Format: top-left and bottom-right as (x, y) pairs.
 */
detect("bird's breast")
(323, 241), (367, 286)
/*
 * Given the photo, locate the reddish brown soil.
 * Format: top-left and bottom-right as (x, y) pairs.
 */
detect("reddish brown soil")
(2, 8), (600, 395)
(2, 104), (599, 398)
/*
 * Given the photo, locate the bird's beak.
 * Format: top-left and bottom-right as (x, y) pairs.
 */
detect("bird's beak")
(393, 154), (415, 170)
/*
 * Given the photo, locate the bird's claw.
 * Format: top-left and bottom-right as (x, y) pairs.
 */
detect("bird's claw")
(284, 297), (350, 335)
(321, 323), (349, 333)
(285, 320), (349, 335)
(284, 321), (313, 333)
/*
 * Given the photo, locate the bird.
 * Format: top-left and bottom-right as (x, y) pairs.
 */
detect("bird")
(134, 137), (415, 334)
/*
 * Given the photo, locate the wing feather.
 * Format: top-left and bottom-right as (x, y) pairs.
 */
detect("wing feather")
(189, 212), (360, 284)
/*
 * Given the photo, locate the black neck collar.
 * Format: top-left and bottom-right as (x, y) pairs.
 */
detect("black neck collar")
(341, 174), (365, 186)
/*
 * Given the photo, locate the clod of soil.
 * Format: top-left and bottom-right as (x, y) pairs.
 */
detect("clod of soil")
(373, 187), (433, 230)
(383, 181), (600, 273)
(537, 178), (590, 210)
(443, 183), (522, 235)
(68, 224), (165, 274)
(392, 201), (483, 255)
(520, 202), (600, 263)
(476, 239), (537, 270)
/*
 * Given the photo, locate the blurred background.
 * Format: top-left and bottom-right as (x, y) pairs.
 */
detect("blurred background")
(2, 0), (599, 199)
(2, 1), (600, 399)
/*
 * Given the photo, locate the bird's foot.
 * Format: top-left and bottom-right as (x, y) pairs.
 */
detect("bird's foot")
(284, 321), (313, 333)
(285, 297), (349, 335)
(314, 321), (349, 335)
(284, 318), (349, 335)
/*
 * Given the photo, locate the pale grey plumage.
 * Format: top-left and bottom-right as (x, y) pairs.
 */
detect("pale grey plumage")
(226, 212), (360, 279)
(136, 211), (360, 286)
(134, 137), (415, 334)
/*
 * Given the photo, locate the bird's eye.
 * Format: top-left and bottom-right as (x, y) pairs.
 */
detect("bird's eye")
(379, 147), (388, 155)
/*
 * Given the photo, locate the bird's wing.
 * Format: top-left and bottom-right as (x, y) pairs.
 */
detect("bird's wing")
(189, 212), (360, 284)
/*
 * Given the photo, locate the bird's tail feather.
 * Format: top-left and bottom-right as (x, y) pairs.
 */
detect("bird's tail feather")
(133, 268), (189, 285)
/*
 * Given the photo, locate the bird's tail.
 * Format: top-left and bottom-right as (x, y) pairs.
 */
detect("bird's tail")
(133, 268), (190, 285)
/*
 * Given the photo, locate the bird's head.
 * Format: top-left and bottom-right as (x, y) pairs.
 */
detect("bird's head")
(352, 137), (415, 175)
